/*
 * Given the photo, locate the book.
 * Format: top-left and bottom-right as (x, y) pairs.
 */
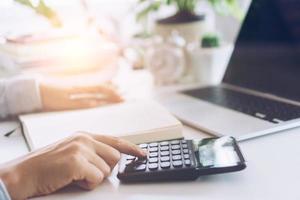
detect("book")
(0, 32), (120, 75)
(20, 100), (182, 151)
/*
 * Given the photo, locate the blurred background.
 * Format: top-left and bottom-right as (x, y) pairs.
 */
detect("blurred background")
(0, 0), (251, 99)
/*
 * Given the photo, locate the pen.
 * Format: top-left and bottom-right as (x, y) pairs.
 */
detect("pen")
(3, 126), (20, 137)
(69, 93), (108, 100)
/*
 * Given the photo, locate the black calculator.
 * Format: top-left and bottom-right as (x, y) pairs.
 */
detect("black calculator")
(117, 137), (246, 182)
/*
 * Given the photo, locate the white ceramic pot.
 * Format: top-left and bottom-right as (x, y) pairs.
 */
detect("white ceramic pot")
(155, 14), (213, 44)
(188, 43), (234, 85)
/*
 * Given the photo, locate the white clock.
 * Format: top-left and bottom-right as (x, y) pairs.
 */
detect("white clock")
(146, 43), (185, 85)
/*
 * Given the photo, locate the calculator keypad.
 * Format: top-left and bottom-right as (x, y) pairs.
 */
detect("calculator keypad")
(122, 140), (196, 174)
(118, 138), (247, 182)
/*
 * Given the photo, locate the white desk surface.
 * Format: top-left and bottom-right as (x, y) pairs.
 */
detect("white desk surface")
(0, 70), (299, 199)
(1, 120), (300, 200)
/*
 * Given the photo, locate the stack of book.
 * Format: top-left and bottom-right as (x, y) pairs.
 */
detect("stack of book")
(0, 30), (120, 75)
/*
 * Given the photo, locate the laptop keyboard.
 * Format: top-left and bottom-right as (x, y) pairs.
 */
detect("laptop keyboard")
(182, 86), (300, 123)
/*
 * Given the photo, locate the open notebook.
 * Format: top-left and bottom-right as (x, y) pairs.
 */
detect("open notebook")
(20, 100), (182, 151)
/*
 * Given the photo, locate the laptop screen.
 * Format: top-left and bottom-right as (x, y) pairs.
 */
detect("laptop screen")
(223, 0), (300, 102)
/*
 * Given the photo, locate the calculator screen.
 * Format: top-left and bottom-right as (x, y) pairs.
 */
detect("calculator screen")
(196, 137), (241, 168)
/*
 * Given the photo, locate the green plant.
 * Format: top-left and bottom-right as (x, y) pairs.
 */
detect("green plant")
(201, 33), (220, 48)
(136, 0), (243, 22)
(14, 0), (61, 27)
(209, 0), (243, 19)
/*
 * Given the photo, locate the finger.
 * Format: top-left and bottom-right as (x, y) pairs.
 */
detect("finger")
(96, 88), (123, 103)
(70, 95), (122, 105)
(103, 82), (118, 91)
(90, 141), (122, 168)
(69, 93), (123, 105)
(67, 99), (108, 110)
(70, 85), (106, 93)
(70, 85), (123, 102)
(75, 158), (105, 190)
(69, 93), (123, 103)
(80, 145), (112, 176)
(67, 133), (122, 169)
(90, 134), (146, 157)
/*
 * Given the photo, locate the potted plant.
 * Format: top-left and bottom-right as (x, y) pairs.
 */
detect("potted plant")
(136, 0), (243, 43)
(188, 33), (233, 84)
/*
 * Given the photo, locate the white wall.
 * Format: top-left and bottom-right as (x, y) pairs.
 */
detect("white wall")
(0, 0), (138, 37)
(0, 0), (251, 42)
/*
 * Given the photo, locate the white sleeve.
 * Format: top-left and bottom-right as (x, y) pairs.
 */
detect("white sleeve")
(0, 75), (42, 118)
(0, 180), (11, 200)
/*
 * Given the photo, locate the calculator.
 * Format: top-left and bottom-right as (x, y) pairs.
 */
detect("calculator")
(117, 137), (246, 182)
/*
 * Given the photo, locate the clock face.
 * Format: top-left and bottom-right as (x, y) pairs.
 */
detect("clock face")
(146, 45), (185, 85)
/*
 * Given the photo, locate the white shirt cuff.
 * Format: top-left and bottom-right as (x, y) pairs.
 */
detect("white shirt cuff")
(5, 75), (42, 116)
(0, 179), (11, 200)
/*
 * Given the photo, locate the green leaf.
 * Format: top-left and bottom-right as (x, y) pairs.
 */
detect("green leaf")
(136, 1), (162, 22)
(135, 0), (244, 23)
(202, 33), (220, 48)
(14, 0), (62, 27)
(208, 0), (244, 20)
(14, 0), (33, 7)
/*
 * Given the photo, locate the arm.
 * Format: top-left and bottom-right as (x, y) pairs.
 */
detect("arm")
(0, 75), (122, 118)
(0, 133), (146, 200)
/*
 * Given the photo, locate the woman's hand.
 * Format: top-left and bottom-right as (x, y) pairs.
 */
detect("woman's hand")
(0, 133), (146, 200)
(40, 82), (123, 111)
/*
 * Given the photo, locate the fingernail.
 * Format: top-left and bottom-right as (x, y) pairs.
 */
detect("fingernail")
(140, 149), (147, 157)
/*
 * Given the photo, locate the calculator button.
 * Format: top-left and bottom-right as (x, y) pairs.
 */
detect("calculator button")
(160, 162), (171, 169)
(171, 145), (181, 150)
(183, 154), (190, 159)
(149, 157), (158, 163)
(181, 140), (187, 144)
(134, 164), (146, 171)
(160, 151), (170, 156)
(160, 156), (170, 162)
(139, 144), (148, 148)
(136, 159), (147, 164)
(148, 163), (158, 170)
(127, 155), (136, 160)
(171, 150), (181, 155)
(126, 160), (134, 166)
(173, 160), (183, 168)
(185, 160), (191, 166)
(159, 141), (169, 146)
(149, 152), (158, 157)
(172, 155), (182, 161)
(149, 147), (158, 152)
(149, 143), (158, 147)
(183, 149), (189, 154)
(171, 140), (180, 145)
(160, 146), (169, 151)
(182, 144), (188, 149)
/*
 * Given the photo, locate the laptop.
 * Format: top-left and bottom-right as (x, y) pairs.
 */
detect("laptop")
(159, 0), (300, 141)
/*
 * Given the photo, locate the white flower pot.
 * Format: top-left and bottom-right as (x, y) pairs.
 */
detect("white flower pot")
(156, 21), (212, 44)
(188, 43), (234, 85)
(155, 12), (213, 43)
